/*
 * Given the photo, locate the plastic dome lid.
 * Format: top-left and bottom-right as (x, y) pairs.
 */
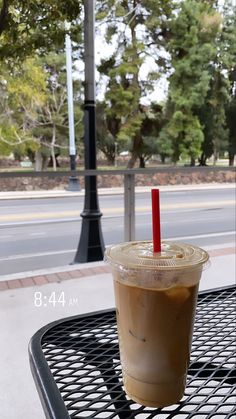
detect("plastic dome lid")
(105, 240), (209, 271)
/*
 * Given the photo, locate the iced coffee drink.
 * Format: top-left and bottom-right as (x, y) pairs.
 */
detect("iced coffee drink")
(105, 241), (209, 407)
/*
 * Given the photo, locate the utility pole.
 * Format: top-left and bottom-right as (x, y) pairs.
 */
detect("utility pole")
(65, 25), (80, 191)
(73, 0), (105, 262)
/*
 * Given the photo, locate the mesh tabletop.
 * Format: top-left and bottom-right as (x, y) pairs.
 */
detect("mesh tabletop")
(29, 286), (236, 419)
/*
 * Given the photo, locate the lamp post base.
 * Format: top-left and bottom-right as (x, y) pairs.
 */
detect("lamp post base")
(73, 211), (104, 263)
(66, 154), (81, 191)
(66, 176), (81, 191)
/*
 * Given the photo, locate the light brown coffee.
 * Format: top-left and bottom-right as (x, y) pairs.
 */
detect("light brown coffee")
(114, 277), (199, 407)
(105, 240), (209, 407)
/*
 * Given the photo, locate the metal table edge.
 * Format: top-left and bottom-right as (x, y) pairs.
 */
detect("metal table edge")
(28, 285), (236, 419)
(29, 335), (70, 419)
(28, 308), (114, 419)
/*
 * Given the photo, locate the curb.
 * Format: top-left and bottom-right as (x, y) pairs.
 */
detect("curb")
(0, 264), (112, 292)
(0, 183), (235, 200)
(0, 246), (234, 292)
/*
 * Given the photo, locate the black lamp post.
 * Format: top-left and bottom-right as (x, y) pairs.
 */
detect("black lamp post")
(73, 0), (105, 263)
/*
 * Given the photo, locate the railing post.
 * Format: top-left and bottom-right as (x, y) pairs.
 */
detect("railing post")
(124, 173), (135, 242)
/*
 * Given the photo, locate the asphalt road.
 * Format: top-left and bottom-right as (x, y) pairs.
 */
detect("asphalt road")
(0, 187), (235, 275)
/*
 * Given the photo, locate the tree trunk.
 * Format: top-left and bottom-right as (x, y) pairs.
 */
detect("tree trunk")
(198, 153), (207, 166)
(139, 156), (145, 168)
(48, 155), (60, 168)
(127, 133), (142, 169)
(35, 151), (43, 171)
(213, 150), (218, 165)
(51, 151), (57, 171)
(42, 155), (49, 170)
(127, 154), (137, 168)
(229, 152), (235, 166)
(51, 124), (57, 171)
(160, 154), (166, 164)
(190, 156), (195, 166)
(106, 153), (115, 165)
(0, 0), (9, 37)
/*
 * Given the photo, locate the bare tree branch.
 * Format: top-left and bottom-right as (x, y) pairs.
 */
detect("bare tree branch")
(57, 90), (67, 114)
(0, 130), (69, 150)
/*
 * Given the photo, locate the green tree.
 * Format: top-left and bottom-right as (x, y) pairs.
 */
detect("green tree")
(0, 58), (47, 160)
(226, 4), (236, 166)
(160, 0), (221, 165)
(196, 0), (236, 165)
(97, 0), (174, 168)
(227, 56), (236, 166)
(134, 103), (165, 168)
(155, 99), (174, 163)
(0, 53), (83, 170)
(0, 66), (14, 156)
(197, 102), (214, 165)
(32, 52), (83, 171)
(96, 100), (165, 167)
(96, 101), (122, 165)
(0, 0), (82, 60)
(227, 91), (236, 166)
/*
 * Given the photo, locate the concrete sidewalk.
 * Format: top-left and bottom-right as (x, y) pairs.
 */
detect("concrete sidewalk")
(0, 243), (235, 419)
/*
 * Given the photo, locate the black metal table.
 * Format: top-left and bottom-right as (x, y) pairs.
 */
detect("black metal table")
(29, 286), (236, 419)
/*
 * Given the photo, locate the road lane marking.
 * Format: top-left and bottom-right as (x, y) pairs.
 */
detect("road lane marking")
(0, 231), (234, 262)
(30, 232), (46, 236)
(0, 218), (81, 228)
(0, 249), (75, 261)
(0, 200), (234, 223)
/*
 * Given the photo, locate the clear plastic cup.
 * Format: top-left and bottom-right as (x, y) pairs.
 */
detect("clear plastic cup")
(105, 240), (209, 407)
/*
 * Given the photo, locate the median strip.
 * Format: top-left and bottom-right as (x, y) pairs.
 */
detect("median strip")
(0, 200), (234, 223)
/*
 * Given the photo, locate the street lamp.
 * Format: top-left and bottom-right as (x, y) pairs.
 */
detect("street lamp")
(65, 24), (81, 191)
(73, 0), (105, 262)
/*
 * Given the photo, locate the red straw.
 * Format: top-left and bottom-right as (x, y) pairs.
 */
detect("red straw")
(152, 189), (161, 253)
